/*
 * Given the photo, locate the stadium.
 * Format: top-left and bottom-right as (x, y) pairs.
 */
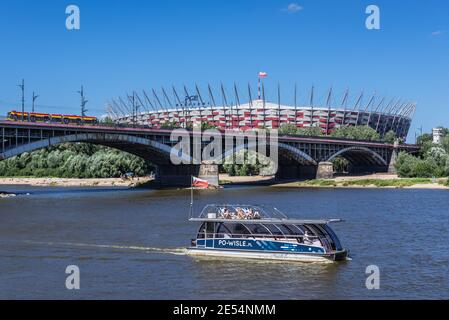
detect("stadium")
(107, 84), (416, 140)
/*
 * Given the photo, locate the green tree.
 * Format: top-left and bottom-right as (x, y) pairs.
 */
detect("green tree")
(332, 157), (349, 173)
(331, 126), (380, 141)
(297, 127), (323, 137)
(384, 130), (397, 144)
(278, 124), (298, 136)
(0, 143), (154, 178)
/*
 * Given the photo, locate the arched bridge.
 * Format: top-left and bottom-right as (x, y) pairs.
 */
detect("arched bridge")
(0, 121), (420, 186)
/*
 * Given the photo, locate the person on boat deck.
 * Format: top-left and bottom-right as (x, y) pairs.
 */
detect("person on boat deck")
(236, 208), (246, 220)
(303, 231), (313, 245)
(303, 231), (322, 246)
(222, 208), (232, 219)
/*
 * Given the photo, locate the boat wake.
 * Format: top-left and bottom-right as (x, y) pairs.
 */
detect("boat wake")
(20, 240), (187, 256)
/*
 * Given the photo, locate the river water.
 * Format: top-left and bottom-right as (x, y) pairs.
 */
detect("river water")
(0, 185), (448, 300)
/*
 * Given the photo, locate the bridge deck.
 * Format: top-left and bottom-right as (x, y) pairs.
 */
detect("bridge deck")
(0, 120), (420, 151)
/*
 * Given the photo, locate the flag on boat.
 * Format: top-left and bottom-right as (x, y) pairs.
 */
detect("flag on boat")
(192, 176), (209, 189)
(258, 72), (268, 78)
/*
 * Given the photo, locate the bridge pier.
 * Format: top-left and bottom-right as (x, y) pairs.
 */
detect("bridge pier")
(388, 140), (400, 174)
(198, 163), (219, 187)
(155, 164), (219, 188)
(316, 162), (334, 180)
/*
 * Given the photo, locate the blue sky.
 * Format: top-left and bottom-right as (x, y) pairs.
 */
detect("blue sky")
(0, 0), (448, 140)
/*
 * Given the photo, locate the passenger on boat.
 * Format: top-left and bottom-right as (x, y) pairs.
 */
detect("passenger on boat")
(303, 231), (313, 245)
(303, 231), (322, 246)
(236, 208), (246, 220)
(222, 208), (232, 219)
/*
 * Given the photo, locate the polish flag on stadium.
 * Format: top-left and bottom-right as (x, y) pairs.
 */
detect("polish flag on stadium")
(192, 176), (209, 189)
(258, 72), (268, 78)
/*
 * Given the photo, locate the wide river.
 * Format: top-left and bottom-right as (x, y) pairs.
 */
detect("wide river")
(0, 185), (448, 299)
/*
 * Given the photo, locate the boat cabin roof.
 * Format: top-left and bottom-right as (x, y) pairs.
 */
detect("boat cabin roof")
(190, 204), (342, 225)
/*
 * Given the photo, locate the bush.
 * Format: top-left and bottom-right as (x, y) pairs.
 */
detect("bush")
(0, 143), (153, 178)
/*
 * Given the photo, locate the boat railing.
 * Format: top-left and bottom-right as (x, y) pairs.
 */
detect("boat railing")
(198, 204), (288, 220)
(198, 232), (320, 241)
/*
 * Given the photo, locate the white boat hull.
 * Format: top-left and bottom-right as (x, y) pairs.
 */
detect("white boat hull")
(186, 248), (336, 263)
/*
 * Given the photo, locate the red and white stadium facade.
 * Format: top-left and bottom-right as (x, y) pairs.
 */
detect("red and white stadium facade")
(112, 99), (414, 140)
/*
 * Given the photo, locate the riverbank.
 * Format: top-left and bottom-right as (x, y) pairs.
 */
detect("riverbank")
(1, 174), (448, 190)
(0, 177), (152, 188)
(220, 174), (449, 190)
(275, 175), (449, 190)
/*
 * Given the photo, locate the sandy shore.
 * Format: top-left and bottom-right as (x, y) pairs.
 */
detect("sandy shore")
(274, 174), (449, 190)
(0, 177), (152, 188)
(1, 174), (447, 190)
(220, 173), (449, 190)
(219, 174), (275, 184)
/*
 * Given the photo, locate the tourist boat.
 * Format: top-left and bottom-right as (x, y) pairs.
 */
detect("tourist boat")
(187, 205), (349, 263)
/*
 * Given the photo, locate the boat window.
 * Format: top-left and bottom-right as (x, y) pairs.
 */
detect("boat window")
(197, 223), (206, 239)
(217, 223), (251, 236)
(291, 225), (306, 235)
(205, 222), (215, 239)
(217, 223), (232, 234)
(263, 224), (284, 235)
(315, 224), (336, 251)
(302, 225), (317, 236)
(244, 224), (272, 236)
(216, 223), (233, 238)
(322, 224), (343, 251)
(278, 224), (297, 235)
(233, 223), (251, 236)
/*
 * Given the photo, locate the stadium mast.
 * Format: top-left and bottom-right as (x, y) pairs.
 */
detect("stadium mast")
(172, 87), (184, 128)
(262, 83), (266, 128)
(143, 90), (157, 112)
(234, 83), (241, 130)
(309, 86), (314, 128)
(326, 87), (333, 135)
(277, 83), (281, 129)
(161, 87), (173, 109)
(248, 83), (254, 128)
(196, 84), (205, 125)
(152, 89), (165, 111)
(294, 83), (298, 128)
(341, 88), (349, 127)
(220, 83), (230, 129)
(208, 84), (217, 125)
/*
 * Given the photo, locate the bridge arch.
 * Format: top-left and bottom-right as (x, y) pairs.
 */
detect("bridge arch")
(326, 146), (388, 167)
(212, 141), (318, 166)
(0, 133), (193, 164)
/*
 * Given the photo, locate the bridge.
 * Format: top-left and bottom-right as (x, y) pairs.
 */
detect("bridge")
(0, 121), (420, 186)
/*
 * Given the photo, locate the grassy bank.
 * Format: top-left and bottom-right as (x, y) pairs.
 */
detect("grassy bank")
(291, 178), (449, 189)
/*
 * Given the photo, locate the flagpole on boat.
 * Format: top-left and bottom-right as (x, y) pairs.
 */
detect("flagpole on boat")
(189, 175), (194, 219)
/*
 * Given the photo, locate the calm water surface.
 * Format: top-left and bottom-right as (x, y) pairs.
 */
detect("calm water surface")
(0, 185), (448, 299)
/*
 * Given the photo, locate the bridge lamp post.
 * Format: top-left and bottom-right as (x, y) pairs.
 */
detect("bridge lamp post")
(78, 86), (88, 125)
(32, 92), (39, 113)
(18, 79), (25, 122)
